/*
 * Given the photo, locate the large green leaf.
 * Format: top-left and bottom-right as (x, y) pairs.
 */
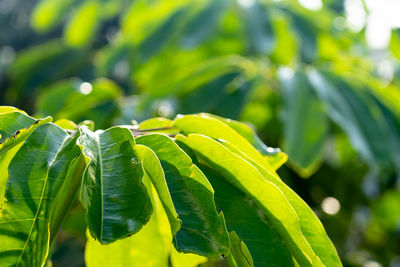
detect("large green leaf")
(0, 111), (35, 142)
(176, 133), (329, 266)
(77, 126), (152, 244)
(280, 71), (328, 177)
(173, 114), (277, 174)
(217, 139), (340, 266)
(85, 177), (170, 267)
(135, 133), (230, 257)
(208, 114), (288, 170)
(0, 109), (52, 208)
(199, 164), (293, 266)
(0, 123), (81, 267)
(135, 144), (181, 235)
(307, 69), (391, 167)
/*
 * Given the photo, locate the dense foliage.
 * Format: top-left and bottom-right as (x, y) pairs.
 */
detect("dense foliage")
(0, 107), (340, 266)
(1, 0), (400, 266)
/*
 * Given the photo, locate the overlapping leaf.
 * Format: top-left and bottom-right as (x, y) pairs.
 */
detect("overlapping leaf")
(280, 71), (328, 177)
(135, 133), (230, 257)
(0, 123), (81, 266)
(177, 133), (326, 266)
(77, 126), (152, 244)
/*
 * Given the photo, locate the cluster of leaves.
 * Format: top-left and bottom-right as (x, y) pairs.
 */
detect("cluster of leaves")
(3, 0), (399, 179)
(0, 106), (341, 266)
(2, 0), (400, 265)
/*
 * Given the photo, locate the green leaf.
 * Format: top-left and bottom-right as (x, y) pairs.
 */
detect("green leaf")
(173, 114), (276, 174)
(176, 133), (329, 266)
(137, 8), (186, 62)
(77, 126), (152, 244)
(53, 119), (78, 130)
(390, 29), (400, 60)
(243, 2), (275, 54)
(280, 71), (328, 177)
(9, 41), (89, 99)
(307, 69), (392, 167)
(49, 154), (86, 244)
(270, 11), (297, 64)
(0, 111), (35, 142)
(289, 12), (317, 63)
(85, 177), (170, 267)
(179, 72), (242, 115)
(64, 1), (100, 47)
(31, 0), (76, 32)
(216, 139), (340, 266)
(208, 113), (288, 170)
(0, 123), (81, 266)
(204, 163), (295, 267)
(0, 111), (52, 205)
(135, 144), (181, 235)
(139, 118), (179, 135)
(135, 133), (230, 257)
(180, 1), (224, 48)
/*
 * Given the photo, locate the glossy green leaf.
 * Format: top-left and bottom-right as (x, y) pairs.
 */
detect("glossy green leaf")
(216, 139), (340, 266)
(77, 126), (152, 244)
(135, 133), (230, 257)
(0, 111), (52, 204)
(54, 119), (78, 130)
(0, 106), (29, 115)
(138, 118), (179, 135)
(280, 71), (328, 177)
(85, 178), (170, 267)
(307, 69), (392, 166)
(208, 114), (288, 170)
(0, 123), (81, 266)
(176, 133), (330, 266)
(173, 114), (277, 174)
(135, 144), (181, 235)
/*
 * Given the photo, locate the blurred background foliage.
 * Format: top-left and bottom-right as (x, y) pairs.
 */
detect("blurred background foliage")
(1, 0), (400, 266)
